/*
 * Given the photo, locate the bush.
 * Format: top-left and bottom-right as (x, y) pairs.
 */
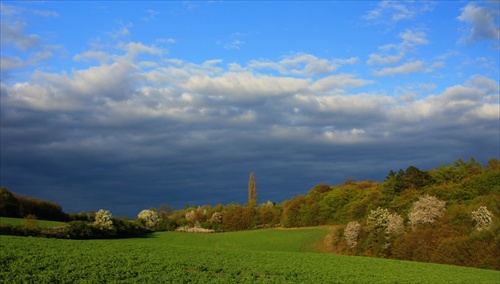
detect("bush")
(344, 221), (361, 248)
(386, 213), (404, 237)
(155, 218), (178, 231)
(65, 221), (92, 239)
(23, 214), (39, 229)
(113, 218), (151, 237)
(175, 224), (215, 233)
(431, 231), (499, 270)
(361, 207), (405, 256)
(0, 224), (41, 237)
(471, 206), (494, 231)
(366, 207), (390, 232)
(94, 209), (114, 230)
(137, 209), (160, 229)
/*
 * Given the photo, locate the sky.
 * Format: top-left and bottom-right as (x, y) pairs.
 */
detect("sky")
(1, 1), (499, 217)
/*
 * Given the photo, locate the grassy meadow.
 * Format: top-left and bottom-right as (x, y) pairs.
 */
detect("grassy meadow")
(1, 227), (499, 283)
(0, 217), (66, 228)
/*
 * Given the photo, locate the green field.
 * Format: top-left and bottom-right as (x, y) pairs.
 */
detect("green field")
(0, 217), (66, 228)
(1, 227), (499, 283)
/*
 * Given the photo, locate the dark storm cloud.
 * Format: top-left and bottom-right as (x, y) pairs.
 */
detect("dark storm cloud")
(1, 38), (499, 217)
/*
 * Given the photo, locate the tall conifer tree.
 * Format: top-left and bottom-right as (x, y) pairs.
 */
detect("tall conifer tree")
(248, 172), (257, 205)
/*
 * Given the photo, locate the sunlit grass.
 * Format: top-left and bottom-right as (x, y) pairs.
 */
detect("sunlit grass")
(1, 227), (499, 283)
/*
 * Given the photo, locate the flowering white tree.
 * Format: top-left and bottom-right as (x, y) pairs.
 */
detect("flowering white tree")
(471, 206), (494, 231)
(185, 208), (207, 225)
(137, 209), (160, 229)
(344, 221), (361, 248)
(366, 207), (404, 237)
(94, 209), (114, 230)
(366, 207), (390, 232)
(185, 210), (197, 223)
(386, 213), (404, 237)
(408, 195), (446, 229)
(209, 212), (223, 224)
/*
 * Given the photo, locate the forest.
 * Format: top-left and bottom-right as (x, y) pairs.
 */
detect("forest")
(1, 157), (499, 269)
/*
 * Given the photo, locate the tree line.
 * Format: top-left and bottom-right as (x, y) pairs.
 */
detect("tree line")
(0, 188), (68, 221)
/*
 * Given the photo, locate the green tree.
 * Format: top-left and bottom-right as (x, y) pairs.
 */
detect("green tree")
(0, 187), (19, 217)
(404, 166), (433, 190)
(281, 195), (306, 227)
(159, 204), (173, 219)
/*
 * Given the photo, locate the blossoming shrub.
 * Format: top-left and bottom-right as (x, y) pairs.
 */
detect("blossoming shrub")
(185, 208), (207, 225)
(366, 207), (390, 232)
(408, 195), (446, 229)
(365, 207), (404, 236)
(386, 213), (404, 237)
(360, 207), (406, 256)
(137, 209), (160, 229)
(344, 221), (361, 248)
(94, 209), (114, 230)
(471, 206), (493, 231)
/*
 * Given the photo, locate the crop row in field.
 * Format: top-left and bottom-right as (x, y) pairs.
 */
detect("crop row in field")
(1, 228), (499, 283)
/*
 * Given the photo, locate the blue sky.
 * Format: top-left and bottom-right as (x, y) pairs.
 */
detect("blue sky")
(1, 1), (499, 217)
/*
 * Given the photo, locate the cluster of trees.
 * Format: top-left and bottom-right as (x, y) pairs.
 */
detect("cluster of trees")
(279, 158), (498, 227)
(153, 201), (281, 232)
(318, 158), (499, 270)
(0, 187), (68, 221)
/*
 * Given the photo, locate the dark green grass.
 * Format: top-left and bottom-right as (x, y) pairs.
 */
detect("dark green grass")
(0, 217), (66, 228)
(1, 228), (498, 283)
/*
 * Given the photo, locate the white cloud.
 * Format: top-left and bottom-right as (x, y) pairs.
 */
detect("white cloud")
(181, 72), (309, 99)
(367, 29), (428, 65)
(0, 21), (40, 50)
(74, 50), (115, 63)
(399, 29), (428, 46)
(4, 60), (138, 111)
(249, 53), (358, 76)
(392, 76), (500, 122)
(367, 53), (404, 66)
(0, 3), (59, 18)
(372, 61), (424, 76)
(321, 128), (370, 144)
(364, 1), (435, 24)
(224, 39), (244, 50)
(424, 61), (445, 73)
(394, 83), (437, 102)
(118, 42), (163, 59)
(468, 104), (499, 120)
(0, 56), (24, 71)
(457, 2), (500, 45)
(31, 9), (59, 18)
(293, 93), (393, 116)
(26, 49), (54, 65)
(309, 74), (373, 93)
(107, 20), (133, 39)
(0, 3), (19, 16)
